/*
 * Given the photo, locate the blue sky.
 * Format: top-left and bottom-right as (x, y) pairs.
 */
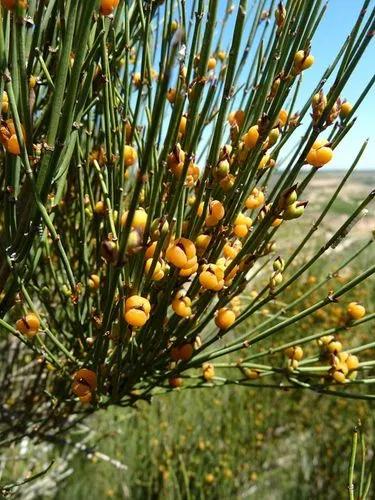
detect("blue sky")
(300, 0), (375, 170)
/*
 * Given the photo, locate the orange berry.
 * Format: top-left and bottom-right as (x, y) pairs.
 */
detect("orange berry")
(124, 308), (149, 327)
(245, 188), (265, 209)
(124, 295), (151, 327)
(7, 135), (21, 155)
(234, 213), (252, 227)
(169, 377), (183, 388)
(79, 392), (93, 404)
(125, 295), (151, 314)
(215, 308), (236, 330)
(16, 313), (40, 337)
(145, 241), (158, 259)
(228, 109), (245, 128)
(223, 239), (242, 259)
(170, 343), (193, 362)
(167, 88), (177, 103)
(233, 224), (248, 238)
(209, 200), (225, 221)
(207, 57), (217, 70)
(166, 238), (196, 269)
(205, 215), (219, 227)
(271, 218), (283, 227)
(306, 139), (333, 167)
(1, 0), (27, 9)
(172, 292), (192, 317)
(100, 0), (119, 16)
(0, 120), (26, 155)
(199, 264), (224, 291)
(278, 109), (288, 127)
(179, 261), (198, 277)
(72, 368), (97, 397)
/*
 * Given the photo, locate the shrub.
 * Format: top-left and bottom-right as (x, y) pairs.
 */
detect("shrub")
(0, 0), (374, 444)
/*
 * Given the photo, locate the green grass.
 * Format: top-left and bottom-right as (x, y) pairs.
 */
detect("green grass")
(56, 385), (374, 499)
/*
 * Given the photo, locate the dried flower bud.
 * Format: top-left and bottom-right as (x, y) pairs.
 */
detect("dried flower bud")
(270, 271), (283, 289)
(326, 98), (341, 125)
(275, 2), (286, 31)
(273, 256), (285, 272)
(101, 239), (119, 263)
(213, 159), (230, 180)
(311, 90), (327, 124)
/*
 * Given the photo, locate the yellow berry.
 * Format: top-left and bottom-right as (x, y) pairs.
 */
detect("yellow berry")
(293, 50), (314, 73)
(202, 363), (215, 381)
(332, 370), (347, 384)
(327, 340), (342, 354)
(346, 354), (359, 371)
(124, 145), (137, 167)
(179, 115), (187, 136)
(217, 50), (226, 62)
(94, 200), (106, 215)
(340, 101), (352, 118)
(88, 274), (100, 290)
(243, 125), (259, 149)
(347, 302), (366, 320)
(285, 346), (304, 361)
(145, 258), (164, 281)
(1, 91), (9, 114)
(195, 234), (211, 255)
(121, 208), (148, 230)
